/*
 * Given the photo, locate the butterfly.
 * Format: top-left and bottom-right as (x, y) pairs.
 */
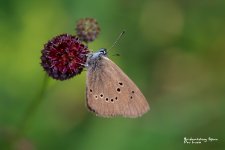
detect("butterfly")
(85, 47), (150, 118)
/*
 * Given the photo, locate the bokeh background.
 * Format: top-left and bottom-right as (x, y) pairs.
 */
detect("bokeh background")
(0, 0), (225, 149)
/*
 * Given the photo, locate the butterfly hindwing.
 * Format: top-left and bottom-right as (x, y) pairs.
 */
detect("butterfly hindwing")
(86, 56), (149, 117)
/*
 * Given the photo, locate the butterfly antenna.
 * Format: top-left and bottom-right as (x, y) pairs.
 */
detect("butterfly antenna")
(108, 30), (125, 51)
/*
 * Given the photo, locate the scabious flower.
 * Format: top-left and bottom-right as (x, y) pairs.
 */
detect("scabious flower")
(41, 34), (89, 80)
(76, 18), (100, 43)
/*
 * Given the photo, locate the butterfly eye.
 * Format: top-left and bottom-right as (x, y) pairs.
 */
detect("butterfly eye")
(99, 48), (107, 55)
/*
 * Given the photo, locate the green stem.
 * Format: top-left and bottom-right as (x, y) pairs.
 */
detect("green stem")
(17, 74), (49, 137)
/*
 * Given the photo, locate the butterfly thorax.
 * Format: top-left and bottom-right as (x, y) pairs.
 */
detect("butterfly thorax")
(86, 48), (107, 69)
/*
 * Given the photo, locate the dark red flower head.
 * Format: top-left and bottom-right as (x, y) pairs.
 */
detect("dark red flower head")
(76, 18), (100, 43)
(41, 34), (89, 80)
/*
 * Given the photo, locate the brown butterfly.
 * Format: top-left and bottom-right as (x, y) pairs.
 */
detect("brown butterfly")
(85, 47), (150, 118)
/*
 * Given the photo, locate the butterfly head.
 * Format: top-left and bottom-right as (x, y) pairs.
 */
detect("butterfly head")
(90, 48), (107, 59)
(86, 48), (107, 67)
(99, 48), (107, 56)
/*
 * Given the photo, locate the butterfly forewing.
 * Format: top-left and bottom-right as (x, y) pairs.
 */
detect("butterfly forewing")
(86, 56), (149, 117)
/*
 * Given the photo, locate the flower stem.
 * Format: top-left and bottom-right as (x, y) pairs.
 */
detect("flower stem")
(17, 74), (49, 137)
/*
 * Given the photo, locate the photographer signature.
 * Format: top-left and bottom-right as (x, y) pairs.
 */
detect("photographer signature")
(184, 137), (218, 144)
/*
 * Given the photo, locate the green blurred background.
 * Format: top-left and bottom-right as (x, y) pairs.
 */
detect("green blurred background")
(0, 0), (225, 149)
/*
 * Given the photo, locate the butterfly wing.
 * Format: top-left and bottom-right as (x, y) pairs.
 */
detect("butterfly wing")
(86, 56), (149, 118)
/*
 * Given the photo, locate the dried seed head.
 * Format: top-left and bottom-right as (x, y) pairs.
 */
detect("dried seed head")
(76, 18), (100, 43)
